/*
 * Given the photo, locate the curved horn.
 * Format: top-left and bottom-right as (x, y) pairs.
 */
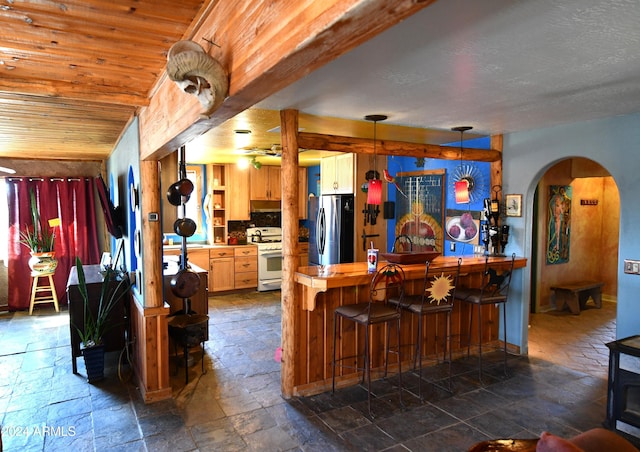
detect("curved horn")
(166, 41), (229, 115)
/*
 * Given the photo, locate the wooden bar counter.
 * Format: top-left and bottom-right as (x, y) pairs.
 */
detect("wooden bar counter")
(293, 255), (527, 396)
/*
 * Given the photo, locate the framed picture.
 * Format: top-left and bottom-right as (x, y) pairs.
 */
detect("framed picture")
(394, 169), (445, 253)
(505, 194), (522, 217)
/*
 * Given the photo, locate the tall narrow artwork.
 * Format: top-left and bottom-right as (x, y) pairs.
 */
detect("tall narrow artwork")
(394, 170), (445, 253)
(547, 185), (572, 264)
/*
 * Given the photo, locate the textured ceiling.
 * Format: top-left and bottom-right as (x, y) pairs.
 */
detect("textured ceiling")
(253, 0), (640, 139)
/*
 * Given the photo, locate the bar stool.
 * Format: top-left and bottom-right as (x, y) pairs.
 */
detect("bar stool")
(455, 254), (515, 383)
(389, 258), (462, 398)
(332, 263), (405, 416)
(29, 271), (59, 315)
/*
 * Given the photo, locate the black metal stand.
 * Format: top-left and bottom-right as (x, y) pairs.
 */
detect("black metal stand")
(168, 314), (208, 384)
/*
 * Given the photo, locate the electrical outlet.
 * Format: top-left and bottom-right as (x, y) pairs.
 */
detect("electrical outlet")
(624, 259), (640, 274)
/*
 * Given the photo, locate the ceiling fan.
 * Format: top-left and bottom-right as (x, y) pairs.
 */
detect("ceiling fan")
(238, 144), (310, 158)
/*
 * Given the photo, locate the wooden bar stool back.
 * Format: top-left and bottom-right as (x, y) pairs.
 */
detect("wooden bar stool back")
(29, 271), (59, 315)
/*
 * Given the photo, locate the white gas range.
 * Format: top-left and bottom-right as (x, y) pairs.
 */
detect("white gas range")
(246, 227), (282, 292)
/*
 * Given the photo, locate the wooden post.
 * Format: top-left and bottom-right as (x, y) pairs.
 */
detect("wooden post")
(140, 160), (163, 308)
(279, 109), (300, 398)
(133, 159), (171, 401)
(490, 134), (504, 199)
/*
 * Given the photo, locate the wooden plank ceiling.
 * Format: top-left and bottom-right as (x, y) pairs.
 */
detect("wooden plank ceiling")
(0, 0), (207, 161)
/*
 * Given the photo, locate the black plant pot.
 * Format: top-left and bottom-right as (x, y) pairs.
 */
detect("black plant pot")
(82, 344), (105, 383)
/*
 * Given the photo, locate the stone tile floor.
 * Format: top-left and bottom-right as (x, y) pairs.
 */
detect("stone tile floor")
(0, 292), (624, 451)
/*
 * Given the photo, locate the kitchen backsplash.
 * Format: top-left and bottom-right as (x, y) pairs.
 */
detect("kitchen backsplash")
(250, 211), (281, 227)
(228, 214), (309, 244)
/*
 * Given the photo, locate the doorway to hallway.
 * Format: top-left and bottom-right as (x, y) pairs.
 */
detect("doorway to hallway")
(528, 157), (619, 376)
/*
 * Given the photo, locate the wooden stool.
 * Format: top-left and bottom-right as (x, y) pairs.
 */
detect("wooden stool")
(29, 272), (59, 315)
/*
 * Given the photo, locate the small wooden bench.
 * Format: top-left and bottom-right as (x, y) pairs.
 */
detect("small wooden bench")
(550, 280), (604, 315)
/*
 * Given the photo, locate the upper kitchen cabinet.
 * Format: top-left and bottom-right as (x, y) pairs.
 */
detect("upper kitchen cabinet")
(227, 164), (250, 220)
(320, 153), (354, 194)
(250, 165), (281, 201)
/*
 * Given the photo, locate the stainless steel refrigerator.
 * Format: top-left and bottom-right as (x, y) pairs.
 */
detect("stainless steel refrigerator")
(309, 194), (355, 266)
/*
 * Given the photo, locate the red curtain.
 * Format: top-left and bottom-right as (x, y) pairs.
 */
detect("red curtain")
(7, 178), (100, 311)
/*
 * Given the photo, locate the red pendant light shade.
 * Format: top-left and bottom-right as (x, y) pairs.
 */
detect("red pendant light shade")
(365, 114), (387, 206)
(452, 126), (473, 205)
(367, 179), (383, 205)
(455, 180), (470, 203)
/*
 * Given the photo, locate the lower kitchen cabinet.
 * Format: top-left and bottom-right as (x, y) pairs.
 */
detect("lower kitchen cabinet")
(209, 245), (258, 292)
(209, 247), (235, 292)
(234, 247), (258, 289)
(210, 256), (235, 292)
(298, 242), (309, 268)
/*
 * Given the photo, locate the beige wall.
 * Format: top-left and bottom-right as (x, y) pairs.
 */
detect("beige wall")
(536, 158), (619, 311)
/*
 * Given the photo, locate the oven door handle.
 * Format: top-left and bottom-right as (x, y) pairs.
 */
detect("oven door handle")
(260, 251), (283, 258)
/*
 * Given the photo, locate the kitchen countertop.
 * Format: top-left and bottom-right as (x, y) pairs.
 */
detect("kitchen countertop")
(163, 243), (256, 250)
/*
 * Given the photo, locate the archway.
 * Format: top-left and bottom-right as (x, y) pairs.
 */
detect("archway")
(526, 157), (619, 375)
(530, 157), (619, 314)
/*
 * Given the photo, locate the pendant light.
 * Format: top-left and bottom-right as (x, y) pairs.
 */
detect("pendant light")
(365, 114), (387, 205)
(452, 126), (472, 204)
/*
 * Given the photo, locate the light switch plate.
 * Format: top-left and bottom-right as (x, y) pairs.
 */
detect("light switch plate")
(624, 259), (640, 274)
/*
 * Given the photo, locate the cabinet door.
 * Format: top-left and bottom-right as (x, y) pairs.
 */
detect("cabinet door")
(268, 166), (281, 200)
(298, 242), (309, 268)
(320, 156), (336, 194)
(250, 166), (270, 200)
(227, 164), (250, 220)
(334, 153), (354, 193)
(209, 257), (234, 292)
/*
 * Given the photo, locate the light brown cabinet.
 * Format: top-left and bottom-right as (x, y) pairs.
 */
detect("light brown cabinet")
(166, 246), (258, 293)
(234, 247), (258, 289)
(227, 164), (250, 220)
(208, 246), (258, 292)
(209, 247), (235, 292)
(320, 153), (354, 194)
(250, 165), (281, 200)
(298, 242), (309, 268)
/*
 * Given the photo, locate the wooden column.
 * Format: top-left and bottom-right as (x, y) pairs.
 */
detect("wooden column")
(133, 159), (171, 402)
(140, 160), (164, 309)
(279, 109), (300, 398)
(490, 134), (504, 198)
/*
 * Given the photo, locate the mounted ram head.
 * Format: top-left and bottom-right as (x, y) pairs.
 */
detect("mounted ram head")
(166, 40), (229, 116)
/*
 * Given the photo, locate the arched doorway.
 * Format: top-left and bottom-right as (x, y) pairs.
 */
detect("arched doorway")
(527, 157), (619, 376)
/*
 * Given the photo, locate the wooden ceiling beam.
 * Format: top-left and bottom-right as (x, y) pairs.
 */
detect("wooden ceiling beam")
(297, 132), (502, 162)
(138, 0), (437, 160)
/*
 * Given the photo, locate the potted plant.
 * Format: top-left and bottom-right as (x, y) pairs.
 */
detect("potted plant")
(19, 189), (59, 274)
(73, 257), (131, 383)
